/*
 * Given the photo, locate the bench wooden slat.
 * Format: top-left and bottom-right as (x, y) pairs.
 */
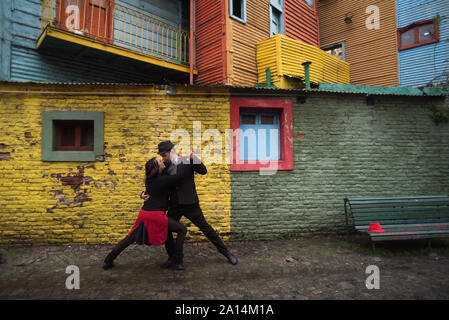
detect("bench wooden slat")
(354, 215), (449, 223)
(346, 195), (449, 201)
(351, 206), (449, 214)
(353, 211), (449, 218)
(354, 221), (449, 227)
(369, 230), (449, 237)
(356, 222), (449, 232)
(371, 233), (449, 242)
(350, 201), (449, 209)
(354, 216), (449, 224)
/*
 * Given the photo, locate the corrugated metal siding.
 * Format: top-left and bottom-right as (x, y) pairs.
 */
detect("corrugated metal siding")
(1, 0), (13, 80)
(9, 0), (43, 82)
(284, 0), (320, 47)
(318, 0), (399, 86)
(118, 0), (180, 26)
(257, 34), (350, 88)
(10, 45), (159, 83)
(195, 0), (224, 85)
(397, 0), (449, 87)
(229, 0), (270, 87)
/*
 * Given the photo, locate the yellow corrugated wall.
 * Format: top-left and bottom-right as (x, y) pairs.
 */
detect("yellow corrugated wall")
(257, 34), (350, 88)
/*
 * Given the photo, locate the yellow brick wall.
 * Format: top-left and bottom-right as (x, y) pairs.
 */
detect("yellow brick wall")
(0, 83), (231, 245)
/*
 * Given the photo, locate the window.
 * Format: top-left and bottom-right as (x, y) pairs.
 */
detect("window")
(230, 0), (246, 23)
(303, 0), (314, 8)
(239, 111), (280, 161)
(230, 98), (293, 172)
(398, 19), (439, 50)
(321, 42), (345, 61)
(270, 0), (284, 37)
(55, 120), (94, 151)
(42, 111), (104, 162)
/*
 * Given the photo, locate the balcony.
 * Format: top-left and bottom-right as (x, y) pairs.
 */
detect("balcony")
(38, 0), (196, 77)
(257, 34), (350, 89)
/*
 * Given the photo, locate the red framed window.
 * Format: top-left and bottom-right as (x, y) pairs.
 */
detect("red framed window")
(230, 98), (293, 172)
(398, 18), (439, 51)
(55, 120), (94, 151)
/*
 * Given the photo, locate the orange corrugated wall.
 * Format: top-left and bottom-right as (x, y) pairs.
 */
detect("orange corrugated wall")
(195, 0), (226, 85)
(284, 0), (320, 47)
(229, 0), (270, 87)
(318, 0), (398, 86)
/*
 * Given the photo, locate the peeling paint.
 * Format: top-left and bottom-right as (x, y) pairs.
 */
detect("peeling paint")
(0, 152), (11, 160)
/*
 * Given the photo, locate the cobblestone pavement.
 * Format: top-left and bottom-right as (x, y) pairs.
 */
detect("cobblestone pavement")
(0, 235), (448, 300)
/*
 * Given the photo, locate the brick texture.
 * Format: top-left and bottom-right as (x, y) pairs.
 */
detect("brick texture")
(0, 84), (231, 244)
(230, 93), (449, 239)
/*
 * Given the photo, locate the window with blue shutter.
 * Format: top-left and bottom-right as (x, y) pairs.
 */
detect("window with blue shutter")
(239, 111), (280, 161)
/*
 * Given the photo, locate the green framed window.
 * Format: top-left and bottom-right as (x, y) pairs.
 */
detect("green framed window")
(42, 111), (104, 162)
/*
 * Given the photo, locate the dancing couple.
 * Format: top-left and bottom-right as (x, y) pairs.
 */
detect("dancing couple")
(102, 141), (238, 270)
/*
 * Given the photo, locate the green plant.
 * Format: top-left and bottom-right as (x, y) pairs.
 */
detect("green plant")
(429, 106), (449, 125)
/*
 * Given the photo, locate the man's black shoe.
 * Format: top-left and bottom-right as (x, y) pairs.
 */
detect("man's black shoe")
(165, 255), (185, 270)
(102, 260), (114, 270)
(224, 251), (238, 265)
(168, 263), (185, 271)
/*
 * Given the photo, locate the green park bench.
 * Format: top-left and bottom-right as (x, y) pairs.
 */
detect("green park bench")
(344, 195), (449, 254)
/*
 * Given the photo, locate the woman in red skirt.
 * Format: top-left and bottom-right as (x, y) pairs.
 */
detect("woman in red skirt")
(102, 154), (192, 271)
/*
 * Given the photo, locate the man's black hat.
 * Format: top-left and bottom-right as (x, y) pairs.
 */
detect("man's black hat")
(158, 140), (175, 155)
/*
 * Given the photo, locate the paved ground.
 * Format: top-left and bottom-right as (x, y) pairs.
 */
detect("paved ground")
(0, 235), (448, 300)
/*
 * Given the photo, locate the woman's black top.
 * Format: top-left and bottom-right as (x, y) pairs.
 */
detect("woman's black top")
(141, 168), (188, 211)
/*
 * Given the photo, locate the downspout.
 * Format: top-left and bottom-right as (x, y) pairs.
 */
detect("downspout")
(189, 0), (194, 85)
(266, 68), (271, 87)
(302, 61), (312, 89)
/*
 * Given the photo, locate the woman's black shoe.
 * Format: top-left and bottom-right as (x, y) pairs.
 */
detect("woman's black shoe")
(160, 257), (173, 269)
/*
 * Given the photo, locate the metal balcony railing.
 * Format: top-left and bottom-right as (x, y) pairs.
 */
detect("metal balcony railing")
(41, 0), (190, 66)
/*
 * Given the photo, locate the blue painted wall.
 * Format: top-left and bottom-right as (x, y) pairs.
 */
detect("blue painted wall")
(0, 0), (13, 80)
(397, 0), (449, 87)
(0, 0), (185, 83)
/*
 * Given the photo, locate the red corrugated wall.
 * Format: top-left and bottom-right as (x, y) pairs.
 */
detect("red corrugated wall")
(284, 0), (320, 47)
(195, 0), (225, 85)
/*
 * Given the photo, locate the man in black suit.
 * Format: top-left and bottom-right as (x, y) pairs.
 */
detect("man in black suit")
(142, 141), (238, 267)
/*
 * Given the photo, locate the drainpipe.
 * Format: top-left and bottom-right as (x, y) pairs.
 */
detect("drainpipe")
(301, 61), (312, 89)
(266, 68), (271, 87)
(189, 0), (194, 85)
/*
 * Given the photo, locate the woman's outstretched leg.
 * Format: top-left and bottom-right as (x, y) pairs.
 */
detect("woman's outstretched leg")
(102, 235), (134, 270)
(165, 217), (187, 270)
